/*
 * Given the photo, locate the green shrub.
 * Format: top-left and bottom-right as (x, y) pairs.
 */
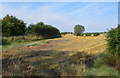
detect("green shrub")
(26, 22), (61, 38)
(2, 38), (10, 45)
(2, 35), (44, 45)
(106, 25), (120, 55)
(94, 33), (100, 36)
(94, 56), (107, 68)
(61, 32), (73, 35)
(94, 52), (117, 68)
(86, 65), (118, 76)
(2, 14), (26, 36)
(85, 33), (91, 36)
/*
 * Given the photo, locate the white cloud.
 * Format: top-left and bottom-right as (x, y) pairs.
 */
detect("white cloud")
(2, 3), (78, 32)
(1, 2), (118, 32)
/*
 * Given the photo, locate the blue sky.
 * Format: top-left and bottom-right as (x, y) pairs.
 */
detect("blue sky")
(1, 2), (118, 32)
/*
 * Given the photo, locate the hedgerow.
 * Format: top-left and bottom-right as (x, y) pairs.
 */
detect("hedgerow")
(106, 25), (120, 55)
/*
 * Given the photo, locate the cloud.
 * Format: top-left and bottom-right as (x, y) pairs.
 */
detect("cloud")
(2, 3), (78, 32)
(1, 2), (118, 32)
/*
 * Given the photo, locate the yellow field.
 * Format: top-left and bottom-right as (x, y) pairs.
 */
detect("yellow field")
(2, 34), (107, 76)
(44, 34), (106, 55)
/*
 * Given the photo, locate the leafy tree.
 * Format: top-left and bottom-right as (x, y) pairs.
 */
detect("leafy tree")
(26, 22), (61, 38)
(25, 24), (35, 35)
(115, 25), (120, 54)
(107, 28), (117, 54)
(2, 14), (26, 36)
(107, 25), (120, 55)
(74, 24), (85, 36)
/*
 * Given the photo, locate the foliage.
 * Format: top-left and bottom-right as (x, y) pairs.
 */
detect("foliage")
(2, 14), (26, 36)
(106, 25), (120, 55)
(94, 52), (117, 68)
(2, 38), (10, 45)
(115, 25), (120, 54)
(86, 65), (118, 76)
(2, 35), (43, 45)
(85, 51), (119, 76)
(74, 24), (85, 36)
(26, 22), (61, 38)
(80, 33), (100, 36)
(60, 32), (73, 35)
(25, 24), (35, 35)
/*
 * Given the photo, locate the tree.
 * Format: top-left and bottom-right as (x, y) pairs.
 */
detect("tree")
(26, 22), (61, 38)
(115, 25), (120, 54)
(107, 28), (117, 54)
(25, 24), (35, 35)
(2, 14), (26, 36)
(107, 25), (120, 55)
(74, 24), (85, 36)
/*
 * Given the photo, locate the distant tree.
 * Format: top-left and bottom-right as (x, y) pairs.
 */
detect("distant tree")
(74, 24), (85, 36)
(2, 14), (26, 36)
(61, 32), (73, 35)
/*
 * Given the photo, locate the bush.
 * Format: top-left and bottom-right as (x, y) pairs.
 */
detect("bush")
(93, 33), (100, 36)
(2, 14), (26, 36)
(94, 52), (117, 68)
(85, 51), (118, 76)
(86, 65), (118, 76)
(2, 35), (43, 45)
(26, 22), (61, 38)
(2, 38), (10, 45)
(61, 32), (73, 35)
(106, 25), (120, 55)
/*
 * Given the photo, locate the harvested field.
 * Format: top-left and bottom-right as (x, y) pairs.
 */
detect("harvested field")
(2, 34), (107, 76)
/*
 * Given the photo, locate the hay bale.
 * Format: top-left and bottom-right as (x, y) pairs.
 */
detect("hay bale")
(83, 34), (86, 37)
(91, 34), (94, 37)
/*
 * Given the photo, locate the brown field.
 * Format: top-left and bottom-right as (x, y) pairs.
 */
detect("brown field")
(2, 34), (107, 76)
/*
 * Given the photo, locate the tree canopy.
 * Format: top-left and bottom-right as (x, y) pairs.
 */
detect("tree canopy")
(26, 22), (61, 38)
(2, 14), (26, 36)
(74, 24), (85, 36)
(107, 25), (120, 55)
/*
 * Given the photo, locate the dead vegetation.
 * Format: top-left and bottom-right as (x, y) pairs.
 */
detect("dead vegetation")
(2, 34), (107, 76)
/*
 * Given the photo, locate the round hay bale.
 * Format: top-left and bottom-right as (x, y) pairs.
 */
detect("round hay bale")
(91, 34), (94, 37)
(83, 34), (86, 37)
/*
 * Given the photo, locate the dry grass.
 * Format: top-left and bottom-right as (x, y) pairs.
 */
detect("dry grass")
(45, 34), (106, 55)
(2, 34), (107, 76)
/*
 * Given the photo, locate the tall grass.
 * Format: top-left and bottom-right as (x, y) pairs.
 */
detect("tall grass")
(2, 35), (43, 45)
(85, 51), (119, 76)
(86, 65), (118, 76)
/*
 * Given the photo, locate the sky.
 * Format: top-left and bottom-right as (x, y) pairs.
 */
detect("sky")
(0, 2), (118, 32)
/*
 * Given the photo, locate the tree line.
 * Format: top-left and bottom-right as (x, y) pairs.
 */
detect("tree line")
(1, 14), (61, 38)
(1, 14), (120, 55)
(1, 14), (89, 37)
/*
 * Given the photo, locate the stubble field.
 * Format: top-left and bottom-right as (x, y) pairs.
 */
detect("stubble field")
(2, 34), (107, 76)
